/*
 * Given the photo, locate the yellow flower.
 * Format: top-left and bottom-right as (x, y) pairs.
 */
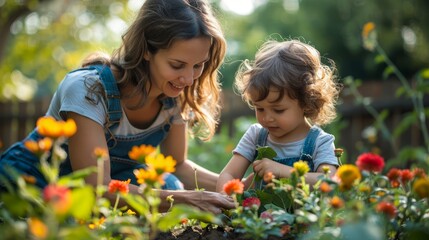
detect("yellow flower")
(88, 217), (106, 229)
(293, 160), (310, 177)
(36, 116), (77, 138)
(128, 144), (157, 162)
(358, 184), (371, 194)
(134, 168), (164, 186)
(413, 177), (429, 199)
(145, 154), (176, 174)
(28, 217), (48, 239)
(125, 209), (136, 216)
(336, 164), (361, 187)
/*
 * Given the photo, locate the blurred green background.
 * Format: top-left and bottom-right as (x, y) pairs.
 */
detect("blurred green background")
(1, 0), (428, 173)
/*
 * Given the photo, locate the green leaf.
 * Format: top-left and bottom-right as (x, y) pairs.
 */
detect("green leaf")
(256, 146), (277, 160)
(392, 112), (417, 138)
(59, 225), (98, 240)
(121, 194), (149, 215)
(382, 66), (394, 79)
(69, 186), (95, 220)
(374, 54), (385, 64)
(157, 204), (222, 231)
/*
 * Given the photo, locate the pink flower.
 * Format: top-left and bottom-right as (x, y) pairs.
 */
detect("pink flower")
(242, 197), (261, 209)
(355, 153), (384, 172)
(260, 211), (273, 222)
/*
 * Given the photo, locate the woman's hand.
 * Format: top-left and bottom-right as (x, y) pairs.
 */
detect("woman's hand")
(185, 190), (235, 214)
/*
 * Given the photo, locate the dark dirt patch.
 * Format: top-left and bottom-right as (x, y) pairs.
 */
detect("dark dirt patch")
(155, 226), (292, 240)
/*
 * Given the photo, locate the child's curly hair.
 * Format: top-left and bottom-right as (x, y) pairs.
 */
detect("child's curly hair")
(234, 39), (341, 126)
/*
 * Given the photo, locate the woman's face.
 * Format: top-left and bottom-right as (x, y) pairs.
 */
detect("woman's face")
(145, 36), (212, 98)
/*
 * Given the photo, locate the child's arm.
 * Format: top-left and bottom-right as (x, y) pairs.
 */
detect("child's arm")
(217, 154), (251, 193)
(253, 159), (337, 185)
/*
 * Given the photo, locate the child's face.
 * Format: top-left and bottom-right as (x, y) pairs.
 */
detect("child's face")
(250, 89), (310, 143)
(144, 36), (211, 98)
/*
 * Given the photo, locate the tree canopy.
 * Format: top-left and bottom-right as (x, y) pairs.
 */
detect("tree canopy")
(1, 0), (427, 100)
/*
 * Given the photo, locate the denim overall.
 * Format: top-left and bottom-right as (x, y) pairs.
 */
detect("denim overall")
(254, 126), (320, 187)
(0, 65), (183, 190)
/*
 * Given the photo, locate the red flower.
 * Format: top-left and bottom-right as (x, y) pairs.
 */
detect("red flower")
(387, 168), (401, 181)
(387, 168), (401, 188)
(400, 169), (414, 184)
(43, 184), (72, 214)
(108, 179), (130, 194)
(355, 153), (384, 172)
(413, 168), (427, 179)
(223, 179), (244, 196)
(376, 201), (397, 219)
(242, 197), (261, 209)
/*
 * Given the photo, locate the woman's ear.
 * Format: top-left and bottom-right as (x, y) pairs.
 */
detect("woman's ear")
(144, 51), (151, 61)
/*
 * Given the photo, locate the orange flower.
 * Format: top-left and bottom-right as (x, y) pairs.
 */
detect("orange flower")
(330, 196), (344, 209)
(376, 201), (396, 219)
(22, 175), (37, 184)
(145, 154), (176, 174)
(43, 184), (72, 215)
(355, 152), (384, 173)
(134, 168), (164, 186)
(108, 179), (130, 194)
(128, 144), (157, 162)
(36, 116), (77, 138)
(362, 22), (376, 39)
(24, 137), (53, 155)
(319, 182), (332, 193)
(263, 172), (275, 183)
(28, 217), (48, 239)
(223, 179), (244, 196)
(362, 22), (377, 51)
(93, 147), (108, 160)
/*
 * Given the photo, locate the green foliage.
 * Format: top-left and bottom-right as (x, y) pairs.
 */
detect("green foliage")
(344, 22), (429, 168)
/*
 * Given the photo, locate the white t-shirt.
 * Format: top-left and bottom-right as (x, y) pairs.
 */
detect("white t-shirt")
(46, 68), (184, 136)
(233, 123), (338, 170)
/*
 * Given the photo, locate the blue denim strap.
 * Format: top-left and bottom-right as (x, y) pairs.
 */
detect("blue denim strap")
(89, 65), (122, 131)
(253, 127), (269, 161)
(299, 126), (321, 171)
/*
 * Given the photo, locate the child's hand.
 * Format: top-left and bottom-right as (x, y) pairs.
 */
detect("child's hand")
(252, 158), (286, 178)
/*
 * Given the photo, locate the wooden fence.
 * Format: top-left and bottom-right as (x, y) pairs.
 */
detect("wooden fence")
(0, 96), (51, 149)
(0, 81), (427, 163)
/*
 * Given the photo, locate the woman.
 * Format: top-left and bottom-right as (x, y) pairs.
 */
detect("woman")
(0, 0), (234, 214)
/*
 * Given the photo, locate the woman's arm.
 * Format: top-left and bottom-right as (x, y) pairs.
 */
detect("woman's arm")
(160, 123), (219, 191)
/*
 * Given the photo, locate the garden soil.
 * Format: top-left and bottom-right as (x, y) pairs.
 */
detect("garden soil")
(155, 226), (291, 240)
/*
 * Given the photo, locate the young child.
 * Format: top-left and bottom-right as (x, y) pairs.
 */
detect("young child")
(217, 39), (341, 191)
